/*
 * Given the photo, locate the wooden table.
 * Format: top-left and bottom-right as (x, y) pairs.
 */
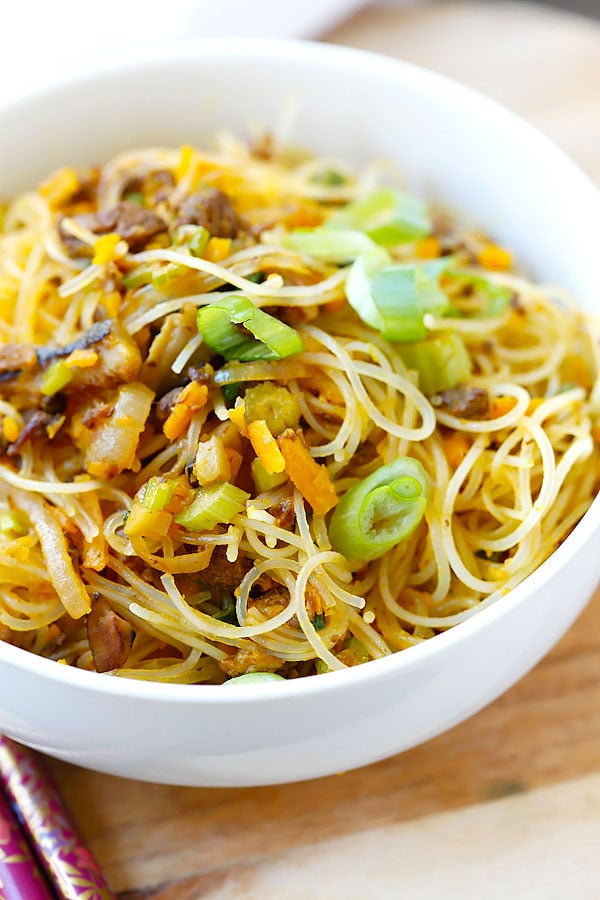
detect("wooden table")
(47, 4), (600, 897)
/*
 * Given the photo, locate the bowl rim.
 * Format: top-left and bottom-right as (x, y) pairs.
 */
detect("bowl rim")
(0, 36), (599, 703)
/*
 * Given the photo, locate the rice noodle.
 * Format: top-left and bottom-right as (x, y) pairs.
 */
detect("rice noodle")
(0, 133), (598, 684)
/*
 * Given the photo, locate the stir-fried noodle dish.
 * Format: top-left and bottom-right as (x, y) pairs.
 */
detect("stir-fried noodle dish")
(0, 134), (598, 684)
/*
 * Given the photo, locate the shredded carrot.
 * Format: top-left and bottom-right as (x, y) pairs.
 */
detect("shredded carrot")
(38, 166), (79, 209)
(64, 349), (99, 369)
(103, 291), (121, 318)
(489, 396), (517, 419)
(325, 298), (346, 314)
(283, 202), (325, 229)
(478, 243), (513, 271)
(2, 417), (20, 443)
(204, 237), (231, 262)
(247, 420), (286, 475)
(163, 383), (208, 441)
(228, 402), (248, 437)
(442, 432), (471, 468)
(176, 144), (195, 182)
(92, 233), (124, 265)
(526, 397), (545, 416)
(46, 416), (65, 440)
(277, 429), (338, 515)
(415, 236), (441, 259)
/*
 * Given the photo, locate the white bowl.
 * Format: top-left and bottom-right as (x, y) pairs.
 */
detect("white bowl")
(0, 39), (599, 787)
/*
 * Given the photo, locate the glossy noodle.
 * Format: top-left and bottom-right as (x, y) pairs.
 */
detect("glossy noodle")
(0, 133), (598, 683)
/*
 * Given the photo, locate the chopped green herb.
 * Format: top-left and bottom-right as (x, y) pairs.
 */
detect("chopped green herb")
(312, 613), (325, 631)
(220, 382), (241, 407)
(212, 592), (239, 625)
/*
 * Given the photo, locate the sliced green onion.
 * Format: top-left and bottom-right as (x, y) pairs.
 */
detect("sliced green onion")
(174, 482), (249, 532)
(284, 228), (377, 263)
(330, 189), (431, 245)
(224, 672), (285, 685)
(399, 331), (472, 395)
(345, 247), (390, 331)
(310, 169), (346, 186)
(123, 266), (154, 289)
(347, 257), (448, 342)
(123, 191), (145, 206)
(371, 264), (449, 341)
(447, 270), (512, 317)
(152, 262), (190, 288)
(175, 225), (210, 258)
(197, 296), (304, 362)
(329, 457), (430, 562)
(141, 477), (177, 511)
(0, 510), (28, 537)
(41, 360), (73, 396)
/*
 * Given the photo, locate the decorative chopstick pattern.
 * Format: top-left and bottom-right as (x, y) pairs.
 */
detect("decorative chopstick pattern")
(0, 737), (116, 900)
(0, 787), (54, 900)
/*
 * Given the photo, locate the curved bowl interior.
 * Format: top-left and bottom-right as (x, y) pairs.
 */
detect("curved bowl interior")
(0, 39), (598, 785)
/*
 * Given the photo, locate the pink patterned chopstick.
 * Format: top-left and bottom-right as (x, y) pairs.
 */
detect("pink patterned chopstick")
(0, 787), (53, 900)
(0, 736), (116, 900)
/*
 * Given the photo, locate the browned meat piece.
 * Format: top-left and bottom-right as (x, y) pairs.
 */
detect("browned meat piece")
(187, 364), (213, 386)
(269, 497), (295, 530)
(155, 386), (182, 423)
(86, 597), (134, 673)
(431, 386), (489, 419)
(124, 169), (174, 204)
(250, 587), (290, 620)
(59, 201), (167, 256)
(173, 188), (239, 238)
(0, 343), (37, 374)
(6, 410), (51, 456)
(219, 645), (283, 678)
(197, 546), (252, 592)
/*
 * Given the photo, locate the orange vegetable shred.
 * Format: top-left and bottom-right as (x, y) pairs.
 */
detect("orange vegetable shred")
(277, 429), (338, 516)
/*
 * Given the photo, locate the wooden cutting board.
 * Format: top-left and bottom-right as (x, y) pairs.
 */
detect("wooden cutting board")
(46, 4), (600, 897)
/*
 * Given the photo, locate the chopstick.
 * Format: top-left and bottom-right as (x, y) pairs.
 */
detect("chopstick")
(0, 787), (54, 899)
(0, 736), (116, 900)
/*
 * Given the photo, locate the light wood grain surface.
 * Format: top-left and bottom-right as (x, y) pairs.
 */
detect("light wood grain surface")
(46, 3), (600, 897)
